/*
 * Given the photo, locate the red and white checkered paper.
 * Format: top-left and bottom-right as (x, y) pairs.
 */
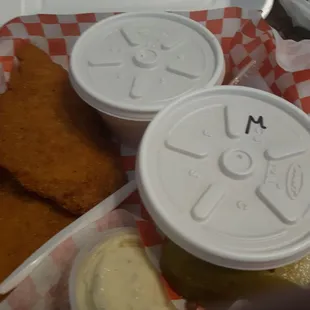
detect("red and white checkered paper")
(1, 8), (310, 310)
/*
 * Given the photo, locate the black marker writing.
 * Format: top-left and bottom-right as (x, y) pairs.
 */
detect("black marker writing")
(245, 116), (267, 134)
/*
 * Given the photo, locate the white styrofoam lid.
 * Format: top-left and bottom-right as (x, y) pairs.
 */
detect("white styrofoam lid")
(69, 12), (225, 120)
(137, 86), (310, 270)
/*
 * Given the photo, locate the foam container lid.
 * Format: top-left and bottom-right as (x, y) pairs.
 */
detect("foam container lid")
(137, 86), (310, 270)
(69, 12), (225, 120)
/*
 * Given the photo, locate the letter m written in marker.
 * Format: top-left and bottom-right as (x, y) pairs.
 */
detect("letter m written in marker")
(245, 115), (267, 134)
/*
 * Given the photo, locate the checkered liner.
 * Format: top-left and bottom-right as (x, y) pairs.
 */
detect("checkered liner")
(1, 8), (310, 310)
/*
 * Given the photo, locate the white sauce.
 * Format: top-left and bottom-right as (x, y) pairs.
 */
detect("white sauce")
(75, 231), (175, 310)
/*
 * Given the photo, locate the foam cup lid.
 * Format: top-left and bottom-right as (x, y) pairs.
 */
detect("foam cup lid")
(69, 12), (225, 120)
(137, 86), (310, 270)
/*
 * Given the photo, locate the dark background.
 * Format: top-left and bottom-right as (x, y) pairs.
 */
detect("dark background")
(267, 0), (310, 41)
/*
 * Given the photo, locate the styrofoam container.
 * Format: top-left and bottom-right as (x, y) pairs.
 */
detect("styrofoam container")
(70, 12), (225, 147)
(69, 227), (138, 310)
(137, 85), (310, 271)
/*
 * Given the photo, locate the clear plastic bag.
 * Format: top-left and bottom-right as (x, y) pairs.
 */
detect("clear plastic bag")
(280, 0), (310, 30)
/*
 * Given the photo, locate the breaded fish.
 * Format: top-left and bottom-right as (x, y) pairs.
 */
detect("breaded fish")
(0, 44), (126, 215)
(0, 168), (76, 288)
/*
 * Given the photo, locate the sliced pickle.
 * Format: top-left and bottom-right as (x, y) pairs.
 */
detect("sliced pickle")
(160, 240), (301, 303)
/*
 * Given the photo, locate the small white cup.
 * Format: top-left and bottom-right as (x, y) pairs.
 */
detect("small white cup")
(69, 228), (137, 310)
(70, 12), (225, 147)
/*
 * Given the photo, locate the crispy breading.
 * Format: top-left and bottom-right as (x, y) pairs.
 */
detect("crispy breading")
(0, 44), (126, 215)
(0, 168), (76, 289)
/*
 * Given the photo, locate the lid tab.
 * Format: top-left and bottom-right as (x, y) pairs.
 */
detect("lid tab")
(191, 184), (225, 222)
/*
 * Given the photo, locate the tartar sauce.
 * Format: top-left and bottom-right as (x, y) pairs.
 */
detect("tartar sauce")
(75, 231), (175, 310)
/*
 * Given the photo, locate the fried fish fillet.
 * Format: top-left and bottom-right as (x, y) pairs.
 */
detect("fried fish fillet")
(0, 168), (76, 289)
(0, 44), (126, 215)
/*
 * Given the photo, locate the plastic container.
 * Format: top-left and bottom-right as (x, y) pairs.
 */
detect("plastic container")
(70, 12), (225, 147)
(137, 86), (310, 271)
(69, 228), (138, 310)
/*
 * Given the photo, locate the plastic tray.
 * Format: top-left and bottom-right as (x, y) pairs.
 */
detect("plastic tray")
(0, 0), (274, 27)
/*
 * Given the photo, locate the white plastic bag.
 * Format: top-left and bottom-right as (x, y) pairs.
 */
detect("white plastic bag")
(280, 0), (310, 30)
(269, 0), (310, 72)
(273, 29), (310, 72)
